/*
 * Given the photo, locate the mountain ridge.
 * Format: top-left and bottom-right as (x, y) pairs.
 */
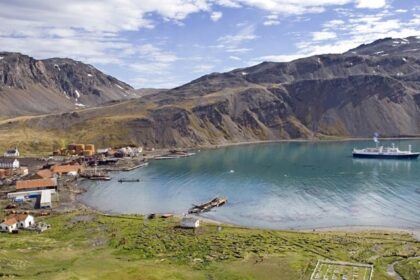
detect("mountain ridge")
(0, 36), (419, 153)
(0, 51), (154, 116)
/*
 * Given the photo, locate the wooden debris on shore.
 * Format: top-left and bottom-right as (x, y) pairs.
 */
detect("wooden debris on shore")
(188, 197), (227, 214)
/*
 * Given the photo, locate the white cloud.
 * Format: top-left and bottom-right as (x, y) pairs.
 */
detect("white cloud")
(264, 20), (281, 26)
(193, 64), (215, 73)
(215, 0), (390, 15)
(137, 44), (179, 63)
(252, 9), (419, 65)
(264, 14), (280, 26)
(312, 31), (337, 41)
(229, 55), (241, 61)
(225, 48), (252, 53)
(217, 25), (257, 46)
(0, 0), (210, 65)
(130, 44), (179, 74)
(210, 11), (223, 21)
(129, 77), (179, 89)
(0, 0), (396, 67)
(355, 0), (387, 9)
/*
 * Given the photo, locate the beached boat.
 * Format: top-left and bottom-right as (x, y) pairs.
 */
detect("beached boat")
(352, 134), (419, 159)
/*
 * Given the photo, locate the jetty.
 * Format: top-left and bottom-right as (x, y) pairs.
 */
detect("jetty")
(155, 150), (195, 160)
(188, 197), (227, 214)
(80, 171), (111, 181)
(122, 162), (148, 171)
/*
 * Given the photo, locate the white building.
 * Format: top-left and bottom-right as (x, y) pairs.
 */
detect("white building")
(40, 190), (52, 208)
(0, 158), (20, 169)
(180, 217), (200, 228)
(4, 147), (19, 157)
(0, 213), (34, 233)
(0, 218), (17, 232)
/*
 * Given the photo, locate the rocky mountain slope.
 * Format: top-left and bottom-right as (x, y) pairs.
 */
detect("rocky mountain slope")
(0, 36), (419, 152)
(0, 52), (139, 116)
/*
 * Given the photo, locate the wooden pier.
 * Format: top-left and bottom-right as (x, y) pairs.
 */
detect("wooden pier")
(188, 197), (227, 214)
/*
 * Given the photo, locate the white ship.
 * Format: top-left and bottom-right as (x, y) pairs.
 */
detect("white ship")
(352, 134), (419, 159)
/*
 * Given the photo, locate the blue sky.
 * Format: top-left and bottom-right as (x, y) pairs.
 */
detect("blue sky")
(0, 1), (419, 88)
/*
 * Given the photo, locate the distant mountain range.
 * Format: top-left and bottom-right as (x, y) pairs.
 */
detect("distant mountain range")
(0, 36), (419, 151)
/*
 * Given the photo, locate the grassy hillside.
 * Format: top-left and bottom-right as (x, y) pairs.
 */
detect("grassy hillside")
(0, 211), (418, 279)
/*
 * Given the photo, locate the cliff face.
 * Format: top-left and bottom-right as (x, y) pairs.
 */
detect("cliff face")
(0, 52), (135, 116)
(1, 36), (420, 149)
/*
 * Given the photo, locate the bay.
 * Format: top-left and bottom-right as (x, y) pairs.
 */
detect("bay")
(80, 140), (420, 229)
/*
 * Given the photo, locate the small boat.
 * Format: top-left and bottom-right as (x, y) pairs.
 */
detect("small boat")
(118, 178), (140, 183)
(352, 134), (420, 159)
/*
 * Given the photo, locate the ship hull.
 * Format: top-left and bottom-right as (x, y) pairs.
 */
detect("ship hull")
(352, 153), (420, 159)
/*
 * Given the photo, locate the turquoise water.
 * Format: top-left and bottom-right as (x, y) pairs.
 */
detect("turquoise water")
(81, 140), (420, 229)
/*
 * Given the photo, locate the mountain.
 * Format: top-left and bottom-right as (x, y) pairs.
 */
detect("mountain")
(0, 52), (140, 116)
(0, 36), (419, 153)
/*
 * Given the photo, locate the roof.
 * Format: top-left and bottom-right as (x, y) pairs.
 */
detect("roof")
(0, 157), (19, 164)
(181, 217), (199, 223)
(36, 169), (53, 179)
(3, 213), (30, 224)
(51, 164), (82, 174)
(2, 217), (17, 226)
(40, 190), (52, 204)
(5, 148), (18, 153)
(16, 178), (57, 190)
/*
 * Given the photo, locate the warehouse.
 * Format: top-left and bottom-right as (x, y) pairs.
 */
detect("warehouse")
(16, 178), (58, 191)
(0, 158), (20, 169)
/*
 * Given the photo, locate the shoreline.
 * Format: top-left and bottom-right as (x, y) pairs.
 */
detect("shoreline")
(193, 136), (420, 152)
(73, 193), (420, 240)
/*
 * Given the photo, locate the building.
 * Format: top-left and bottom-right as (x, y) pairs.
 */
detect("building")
(4, 147), (19, 157)
(0, 158), (20, 169)
(17, 167), (28, 176)
(180, 217), (200, 228)
(40, 190), (52, 208)
(0, 213), (34, 233)
(51, 164), (84, 176)
(16, 178), (58, 191)
(0, 217), (17, 232)
(36, 169), (54, 179)
(7, 189), (56, 205)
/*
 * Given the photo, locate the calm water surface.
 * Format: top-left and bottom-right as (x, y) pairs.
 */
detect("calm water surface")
(81, 141), (420, 229)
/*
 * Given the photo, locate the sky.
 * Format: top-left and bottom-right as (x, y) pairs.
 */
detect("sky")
(0, 1), (419, 88)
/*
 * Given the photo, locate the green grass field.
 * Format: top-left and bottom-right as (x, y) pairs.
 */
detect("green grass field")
(0, 211), (418, 279)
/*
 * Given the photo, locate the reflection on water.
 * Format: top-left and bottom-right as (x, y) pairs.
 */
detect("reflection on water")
(81, 140), (420, 229)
